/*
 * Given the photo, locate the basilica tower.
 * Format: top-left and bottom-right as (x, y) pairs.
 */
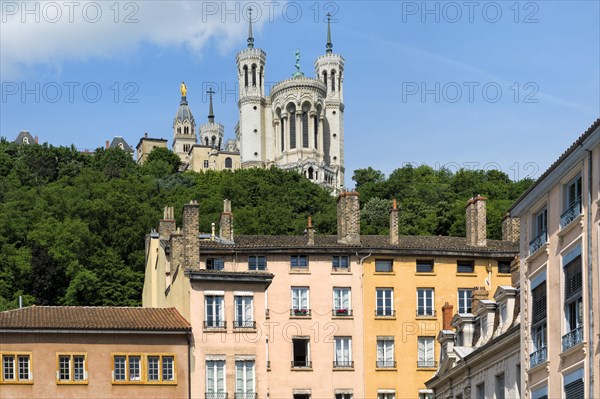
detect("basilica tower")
(199, 89), (224, 149)
(236, 8), (267, 167)
(173, 81), (198, 163)
(314, 14), (345, 188)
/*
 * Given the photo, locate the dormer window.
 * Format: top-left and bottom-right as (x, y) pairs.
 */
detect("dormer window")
(22, 137), (29, 144)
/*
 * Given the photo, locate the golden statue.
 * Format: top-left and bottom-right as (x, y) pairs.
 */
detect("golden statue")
(180, 81), (187, 97)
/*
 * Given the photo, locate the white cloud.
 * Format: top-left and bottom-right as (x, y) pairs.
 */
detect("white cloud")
(1, 0), (269, 78)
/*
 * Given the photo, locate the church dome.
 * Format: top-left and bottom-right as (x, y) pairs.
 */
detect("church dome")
(174, 97), (195, 126)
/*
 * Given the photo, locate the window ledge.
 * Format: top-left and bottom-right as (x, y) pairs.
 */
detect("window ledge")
(375, 316), (396, 321)
(331, 269), (351, 275)
(560, 341), (586, 359)
(455, 273), (478, 277)
(289, 269), (311, 274)
(290, 367), (313, 372)
(0, 381), (34, 385)
(558, 214), (583, 238)
(416, 315), (438, 320)
(203, 328), (227, 333)
(112, 381), (177, 385)
(415, 272), (436, 276)
(374, 272), (395, 276)
(333, 367), (355, 372)
(497, 273), (512, 276)
(57, 381), (89, 385)
(332, 316), (354, 320)
(525, 243), (549, 263)
(527, 360), (549, 374)
(417, 367), (438, 371)
(375, 367), (398, 372)
(289, 316), (312, 320)
(233, 329), (258, 333)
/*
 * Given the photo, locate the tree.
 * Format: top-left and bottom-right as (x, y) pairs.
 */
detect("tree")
(145, 147), (182, 174)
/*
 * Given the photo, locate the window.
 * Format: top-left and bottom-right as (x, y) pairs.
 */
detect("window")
(57, 354), (87, 383)
(291, 255), (308, 269)
(302, 112), (309, 148)
(335, 394), (352, 399)
(22, 137), (29, 144)
(334, 337), (352, 368)
(235, 360), (255, 398)
(225, 157), (233, 169)
(417, 288), (435, 316)
(417, 337), (435, 368)
(313, 115), (318, 149)
(564, 369), (584, 399)
(235, 295), (254, 329)
(531, 386), (548, 399)
(331, 70), (336, 91)
(475, 383), (485, 399)
(280, 117), (285, 151)
(248, 255), (266, 271)
(416, 260), (434, 273)
(332, 255), (349, 270)
(376, 337), (395, 368)
(112, 354), (174, 383)
(203, 160), (209, 168)
(457, 260), (474, 273)
(183, 144), (190, 152)
(251, 64), (257, 86)
(531, 207), (548, 253)
(375, 259), (393, 272)
(292, 338), (310, 368)
(495, 374), (505, 399)
(563, 246), (583, 351)
(289, 105), (296, 149)
(376, 288), (394, 316)
(294, 394), (311, 399)
(291, 287), (310, 316)
(243, 65), (248, 87)
(206, 258), (224, 271)
(563, 175), (582, 227)
(378, 392), (395, 399)
(333, 288), (351, 316)
(458, 289), (472, 313)
(498, 260), (511, 274)
(530, 275), (547, 367)
(205, 295), (225, 328)
(206, 360), (226, 397)
(1, 353), (31, 383)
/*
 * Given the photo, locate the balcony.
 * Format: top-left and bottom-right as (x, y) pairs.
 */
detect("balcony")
(561, 199), (582, 229)
(417, 360), (438, 368)
(529, 229), (548, 255)
(234, 393), (256, 399)
(529, 346), (547, 368)
(204, 320), (226, 330)
(416, 309), (436, 317)
(291, 360), (312, 368)
(333, 360), (354, 368)
(233, 321), (256, 329)
(332, 309), (353, 317)
(290, 309), (311, 317)
(376, 360), (396, 368)
(205, 394), (227, 399)
(562, 326), (584, 351)
(375, 309), (395, 317)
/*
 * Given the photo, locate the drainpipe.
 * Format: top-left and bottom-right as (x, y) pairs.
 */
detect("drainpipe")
(357, 252), (371, 398)
(585, 149), (594, 397)
(187, 331), (192, 399)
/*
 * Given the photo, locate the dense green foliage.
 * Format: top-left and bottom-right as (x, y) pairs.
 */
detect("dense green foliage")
(0, 140), (531, 310)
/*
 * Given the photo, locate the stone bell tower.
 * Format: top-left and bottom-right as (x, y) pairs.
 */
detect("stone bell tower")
(173, 81), (197, 163)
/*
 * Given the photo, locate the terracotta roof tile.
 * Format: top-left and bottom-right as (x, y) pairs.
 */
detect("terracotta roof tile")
(0, 306), (191, 331)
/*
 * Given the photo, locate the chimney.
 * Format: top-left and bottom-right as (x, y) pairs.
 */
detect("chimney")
(471, 286), (489, 314)
(158, 206), (176, 238)
(145, 132), (149, 138)
(389, 199), (399, 245)
(466, 195), (487, 246)
(35, 136), (38, 144)
(502, 213), (520, 243)
(337, 191), (361, 245)
(219, 199), (234, 241)
(183, 200), (200, 267)
(105, 140), (110, 149)
(306, 215), (315, 245)
(442, 302), (454, 330)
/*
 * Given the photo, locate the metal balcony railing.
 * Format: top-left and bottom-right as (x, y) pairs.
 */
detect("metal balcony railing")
(234, 393), (256, 399)
(290, 309), (311, 317)
(375, 309), (395, 317)
(416, 309), (436, 317)
(529, 346), (547, 368)
(562, 326), (584, 351)
(417, 360), (438, 368)
(333, 360), (354, 368)
(205, 393), (227, 399)
(332, 309), (353, 317)
(233, 321), (256, 329)
(376, 360), (396, 368)
(529, 229), (548, 255)
(561, 199), (581, 228)
(204, 320), (226, 329)
(291, 360), (312, 368)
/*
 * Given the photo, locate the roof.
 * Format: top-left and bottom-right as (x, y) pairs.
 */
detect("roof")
(509, 118), (600, 212)
(198, 234), (518, 256)
(174, 96), (195, 126)
(109, 137), (134, 153)
(14, 130), (36, 145)
(0, 306), (191, 332)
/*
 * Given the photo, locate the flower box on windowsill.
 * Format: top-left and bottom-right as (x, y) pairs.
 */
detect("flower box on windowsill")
(291, 309), (311, 317)
(335, 309), (349, 316)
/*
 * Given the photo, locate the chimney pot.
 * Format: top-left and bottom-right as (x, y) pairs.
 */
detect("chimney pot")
(389, 199), (399, 245)
(337, 191), (361, 245)
(307, 215), (315, 245)
(105, 140), (110, 149)
(219, 199), (234, 241)
(145, 132), (148, 138)
(442, 302), (454, 330)
(35, 136), (39, 144)
(465, 195), (487, 246)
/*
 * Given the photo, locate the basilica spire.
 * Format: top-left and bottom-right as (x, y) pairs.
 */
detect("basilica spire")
(247, 7), (254, 48)
(207, 88), (215, 123)
(326, 13), (333, 54)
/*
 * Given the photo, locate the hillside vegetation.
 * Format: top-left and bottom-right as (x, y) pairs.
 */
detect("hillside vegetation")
(0, 140), (532, 309)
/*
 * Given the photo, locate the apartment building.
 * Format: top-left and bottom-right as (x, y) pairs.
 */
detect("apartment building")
(508, 118), (599, 399)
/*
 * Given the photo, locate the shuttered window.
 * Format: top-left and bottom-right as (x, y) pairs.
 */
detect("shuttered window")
(531, 281), (547, 325)
(564, 256), (582, 300)
(565, 379), (584, 399)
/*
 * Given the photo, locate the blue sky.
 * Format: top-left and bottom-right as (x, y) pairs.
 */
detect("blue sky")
(1, 0), (599, 186)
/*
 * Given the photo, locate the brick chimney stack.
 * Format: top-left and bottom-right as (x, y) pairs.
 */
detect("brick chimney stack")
(471, 286), (489, 313)
(183, 200), (200, 268)
(466, 195), (487, 246)
(35, 136), (38, 144)
(219, 199), (234, 241)
(502, 213), (520, 243)
(105, 140), (110, 149)
(337, 191), (361, 245)
(306, 215), (315, 245)
(442, 302), (454, 330)
(158, 206), (176, 238)
(389, 199), (399, 245)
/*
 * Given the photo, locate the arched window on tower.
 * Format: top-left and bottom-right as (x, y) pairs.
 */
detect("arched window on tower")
(323, 71), (328, 89)
(288, 104), (296, 149)
(280, 117), (285, 151)
(308, 167), (314, 180)
(184, 126), (189, 135)
(313, 115), (318, 149)
(243, 65), (248, 88)
(331, 70), (336, 92)
(177, 127), (181, 134)
(225, 157), (232, 169)
(260, 66), (263, 88)
(205, 137), (209, 146)
(211, 136), (216, 148)
(252, 64), (257, 87)
(302, 111), (309, 148)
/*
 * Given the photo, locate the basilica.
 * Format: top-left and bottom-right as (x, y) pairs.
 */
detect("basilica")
(136, 13), (346, 193)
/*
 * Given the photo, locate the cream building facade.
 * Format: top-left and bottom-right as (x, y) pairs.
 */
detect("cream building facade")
(508, 118), (600, 399)
(137, 14), (345, 192)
